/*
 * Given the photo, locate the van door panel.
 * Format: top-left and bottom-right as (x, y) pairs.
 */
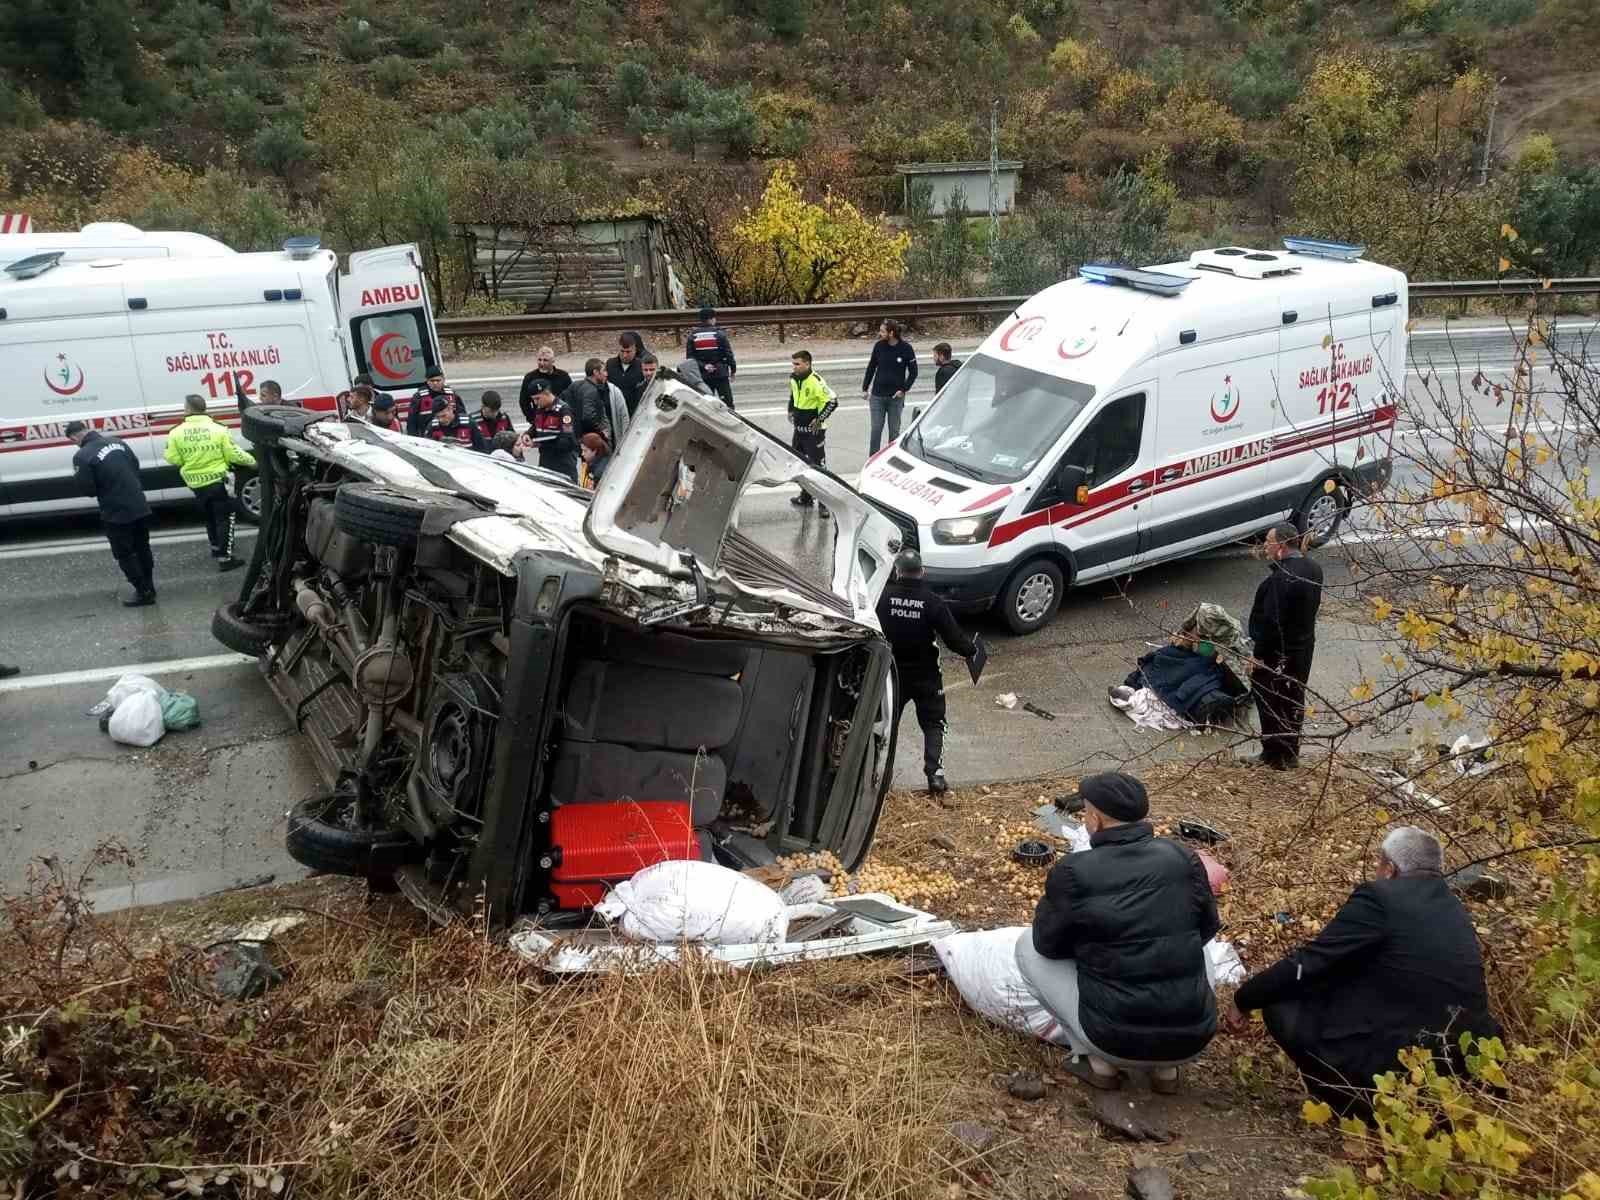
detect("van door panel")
(1053, 390), (1153, 581)
(1275, 311), (1395, 501)
(1140, 330), (1279, 562)
(342, 246), (441, 391)
(0, 309), (145, 512)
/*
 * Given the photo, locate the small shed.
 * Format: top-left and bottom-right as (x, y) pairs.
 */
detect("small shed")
(894, 161), (1023, 216)
(460, 216), (671, 312)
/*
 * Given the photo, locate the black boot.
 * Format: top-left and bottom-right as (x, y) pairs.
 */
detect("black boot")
(122, 590), (157, 607)
(218, 557), (244, 573)
(926, 770), (949, 796)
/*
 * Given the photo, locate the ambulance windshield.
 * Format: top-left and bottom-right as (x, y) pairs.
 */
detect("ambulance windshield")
(909, 353), (1095, 483)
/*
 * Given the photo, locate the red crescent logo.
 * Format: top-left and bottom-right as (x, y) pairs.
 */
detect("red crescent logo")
(1057, 332), (1097, 360)
(44, 357), (85, 396)
(999, 315), (1046, 351)
(369, 332), (414, 382)
(1210, 381), (1240, 423)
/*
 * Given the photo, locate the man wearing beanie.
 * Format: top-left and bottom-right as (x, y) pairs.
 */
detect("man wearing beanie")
(1016, 771), (1220, 1093)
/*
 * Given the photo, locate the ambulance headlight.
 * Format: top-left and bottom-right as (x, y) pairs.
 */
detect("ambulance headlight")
(931, 510), (1002, 546)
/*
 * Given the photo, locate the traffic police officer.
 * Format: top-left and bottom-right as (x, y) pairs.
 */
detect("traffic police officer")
(685, 305), (738, 408)
(406, 364), (459, 436)
(162, 393), (256, 571)
(787, 349), (836, 515)
(526, 377), (580, 482)
(875, 549), (979, 796)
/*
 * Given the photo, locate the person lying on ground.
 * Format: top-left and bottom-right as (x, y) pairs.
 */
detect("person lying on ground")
(1016, 771), (1220, 1094)
(1223, 826), (1501, 1118)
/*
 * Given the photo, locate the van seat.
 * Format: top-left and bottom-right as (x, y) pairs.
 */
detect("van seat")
(562, 661), (742, 751)
(551, 744), (726, 827)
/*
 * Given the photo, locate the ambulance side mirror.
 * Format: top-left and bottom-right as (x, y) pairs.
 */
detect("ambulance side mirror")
(1055, 463), (1088, 505)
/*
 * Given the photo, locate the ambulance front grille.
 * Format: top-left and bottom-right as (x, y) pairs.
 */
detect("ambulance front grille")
(871, 502), (920, 555)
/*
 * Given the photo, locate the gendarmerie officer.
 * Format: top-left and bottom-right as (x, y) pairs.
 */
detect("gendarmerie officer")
(685, 306), (738, 408)
(526, 376), (579, 482)
(875, 549), (978, 796)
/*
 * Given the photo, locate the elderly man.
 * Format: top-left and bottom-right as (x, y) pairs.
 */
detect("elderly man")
(1017, 772), (1220, 1093)
(1225, 826), (1501, 1116)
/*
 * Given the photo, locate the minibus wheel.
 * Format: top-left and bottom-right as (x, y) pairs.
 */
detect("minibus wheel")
(999, 558), (1064, 634)
(1295, 480), (1350, 548)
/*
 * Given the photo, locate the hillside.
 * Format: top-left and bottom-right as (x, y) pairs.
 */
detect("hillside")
(2, 0), (1598, 312)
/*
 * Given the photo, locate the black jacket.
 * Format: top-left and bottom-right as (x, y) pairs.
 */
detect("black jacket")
(934, 357), (963, 391)
(604, 355), (648, 417)
(1032, 822), (1221, 1062)
(875, 577), (976, 676)
(72, 432), (152, 524)
(686, 325), (737, 378)
(518, 368), (573, 424)
(1235, 874), (1501, 1090)
(425, 416), (487, 452)
(406, 386), (455, 437)
(566, 378), (614, 444)
(1248, 553), (1323, 658)
(530, 397), (579, 481)
(862, 339), (918, 397)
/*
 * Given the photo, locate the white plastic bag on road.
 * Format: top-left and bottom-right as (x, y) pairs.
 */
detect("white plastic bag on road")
(596, 860), (789, 945)
(107, 689), (166, 747)
(90, 673), (169, 717)
(933, 928), (1070, 1046)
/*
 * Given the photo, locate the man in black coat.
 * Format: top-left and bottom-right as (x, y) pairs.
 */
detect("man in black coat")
(1017, 772), (1221, 1094)
(932, 341), (963, 391)
(565, 359), (615, 446)
(1225, 827), (1501, 1117)
(518, 346), (574, 426)
(1248, 522), (1323, 769)
(604, 331), (650, 417)
(68, 420), (158, 606)
(875, 550), (978, 796)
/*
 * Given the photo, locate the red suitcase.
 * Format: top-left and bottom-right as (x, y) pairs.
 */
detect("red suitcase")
(548, 800), (698, 908)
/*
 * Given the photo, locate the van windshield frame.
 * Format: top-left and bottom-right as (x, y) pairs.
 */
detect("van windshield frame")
(904, 352), (1096, 484)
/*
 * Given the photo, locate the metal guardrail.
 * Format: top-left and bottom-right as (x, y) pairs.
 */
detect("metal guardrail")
(435, 278), (1600, 346)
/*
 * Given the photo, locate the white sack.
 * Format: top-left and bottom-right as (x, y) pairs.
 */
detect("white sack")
(107, 690), (166, 747)
(93, 673), (168, 717)
(932, 927), (1070, 1046)
(595, 860), (789, 945)
(1205, 937), (1246, 988)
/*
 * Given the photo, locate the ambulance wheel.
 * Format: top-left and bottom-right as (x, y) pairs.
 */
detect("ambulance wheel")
(1295, 480), (1350, 549)
(286, 793), (421, 882)
(999, 558), (1064, 635)
(234, 470), (261, 525)
(334, 482), (471, 550)
(241, 404), (316, 448)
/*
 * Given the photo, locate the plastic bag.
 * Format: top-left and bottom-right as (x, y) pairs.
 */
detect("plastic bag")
(107, 690), (166, 747)
(595, 860), (789, 945)
(932, 928), (1070, 1046)
(90, 673), (169, 717)
(160, 691), (201, 731)
(1205, 937), (1246, 988)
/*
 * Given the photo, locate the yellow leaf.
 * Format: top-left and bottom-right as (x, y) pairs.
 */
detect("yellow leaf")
(1303, 1099), (1335, 1126)
(1350, 680), (1375, 702)
(1373, 598), (1393, 621)
(1501, 223), (1518, 240)
(1498, 257), (1511, 273)
(1321, 334), (1333, 350)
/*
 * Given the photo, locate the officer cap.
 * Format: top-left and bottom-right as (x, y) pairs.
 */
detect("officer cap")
(528, 376), (553, 393)
(424, 363), (445, 381)
(895, 549), (923, 577)
(65, 420), (89, 437)
(371, 393), (395, 411)
(699, 305), (715, 322)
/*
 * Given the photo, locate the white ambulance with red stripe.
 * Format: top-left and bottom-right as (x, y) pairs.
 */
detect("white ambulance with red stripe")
(0, 234), (441, 521)
(859, 239), (1402, 633)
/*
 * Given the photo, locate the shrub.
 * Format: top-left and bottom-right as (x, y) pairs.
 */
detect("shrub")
(250, 120), (314, 177)
(335, 17), (379, 64)
(1227, 42), (1302, 119)
(1047, 37), (1112, 106)
(1096, 68), (1160, 124)
(431, 43), (468, 77)
(752, 91), (818, 157)
(1146, 83), (1246, 176)
(371, 55), (414, 98)
(761, 0), (810, 41)
(500, 18), (550, 80)
(612, 61), (654, 112)
(1006, 13), (1042, 46)
(213, 88), (261, 138)
(241, 0), (276, 37)
(1513, 131), (1558, 179)
(393, 14), (446, 58)
(1, 120), (121, 198)
(0, 81), (47, 130)
(166, 33), (208, 70)
(253, 31), (298, 68)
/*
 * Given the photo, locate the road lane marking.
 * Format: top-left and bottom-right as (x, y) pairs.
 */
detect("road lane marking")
(0, 528), (258, 562)
(0, 653), (254, 693)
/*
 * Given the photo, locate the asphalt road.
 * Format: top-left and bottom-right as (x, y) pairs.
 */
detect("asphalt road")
(0, 320), (1585, 906)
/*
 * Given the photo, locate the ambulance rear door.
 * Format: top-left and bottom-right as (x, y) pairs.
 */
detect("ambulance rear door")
(342, 246), (442, 395)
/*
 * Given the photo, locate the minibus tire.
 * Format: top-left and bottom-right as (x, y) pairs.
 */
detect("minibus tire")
(286, 794), (420, 881)
(241, 404), (316, 448)
(211, 601), (282, 657)
(334, 483), (470, 550)
(999, 559), (1064, 634)
(1294, 480), (1350, 549)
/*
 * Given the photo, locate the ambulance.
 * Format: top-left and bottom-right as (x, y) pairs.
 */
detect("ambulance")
(0, 232), (441, 521)
(859, 239), (1403, 633)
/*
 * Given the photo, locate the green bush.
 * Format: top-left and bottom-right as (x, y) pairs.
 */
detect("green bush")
(241, 0), (277, 37)
(613, 61), (654, 112)
(166, 34), (208, 70)
(431, 44), (469, 76)
(1226, 42), (1302, 119)
(393, 14), (446, 59)
(371, 55), (413, 98)
(335, 17), (379, 64)
(0, 80), (47, 130)
(250, 120), (314, 176)
(626, 104), (662, 143)
(499, 18), (549, 80)
(253, 31), (298, 68)
(213, 88), (261, 138)
(761, 0), (810, 41)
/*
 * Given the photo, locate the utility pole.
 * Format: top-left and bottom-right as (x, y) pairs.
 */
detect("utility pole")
(1479, 77), (1504, 188)
(988, 98), (1001, 259)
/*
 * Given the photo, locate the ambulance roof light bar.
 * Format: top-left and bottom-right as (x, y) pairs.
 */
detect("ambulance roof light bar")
(283, 235), (322, 260)
(1282, 237), (1366, 262)
(1078, 264), (1193, 296)
(4, 251), (64, 280)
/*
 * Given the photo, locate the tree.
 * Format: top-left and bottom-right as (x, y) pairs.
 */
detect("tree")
(1508, 166), (1600, 277)
(0, 0), (169, 129)
(730, 162), (909, 303)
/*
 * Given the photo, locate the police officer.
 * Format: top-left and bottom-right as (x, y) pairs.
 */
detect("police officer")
(406, 364), (459, 436)
(163, 394), (257, 571)
(526, 377), (579, 482)
(875, 550), (979, 796)
(67, 419), (158, 606)
(685, 305), (738, 408)
(787, 349), (836, 515)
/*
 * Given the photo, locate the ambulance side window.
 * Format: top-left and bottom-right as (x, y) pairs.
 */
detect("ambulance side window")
(1064, 393), (1145, 486)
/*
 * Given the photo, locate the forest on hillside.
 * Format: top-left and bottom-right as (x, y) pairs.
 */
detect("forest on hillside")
(2, 0), (1599, 311)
